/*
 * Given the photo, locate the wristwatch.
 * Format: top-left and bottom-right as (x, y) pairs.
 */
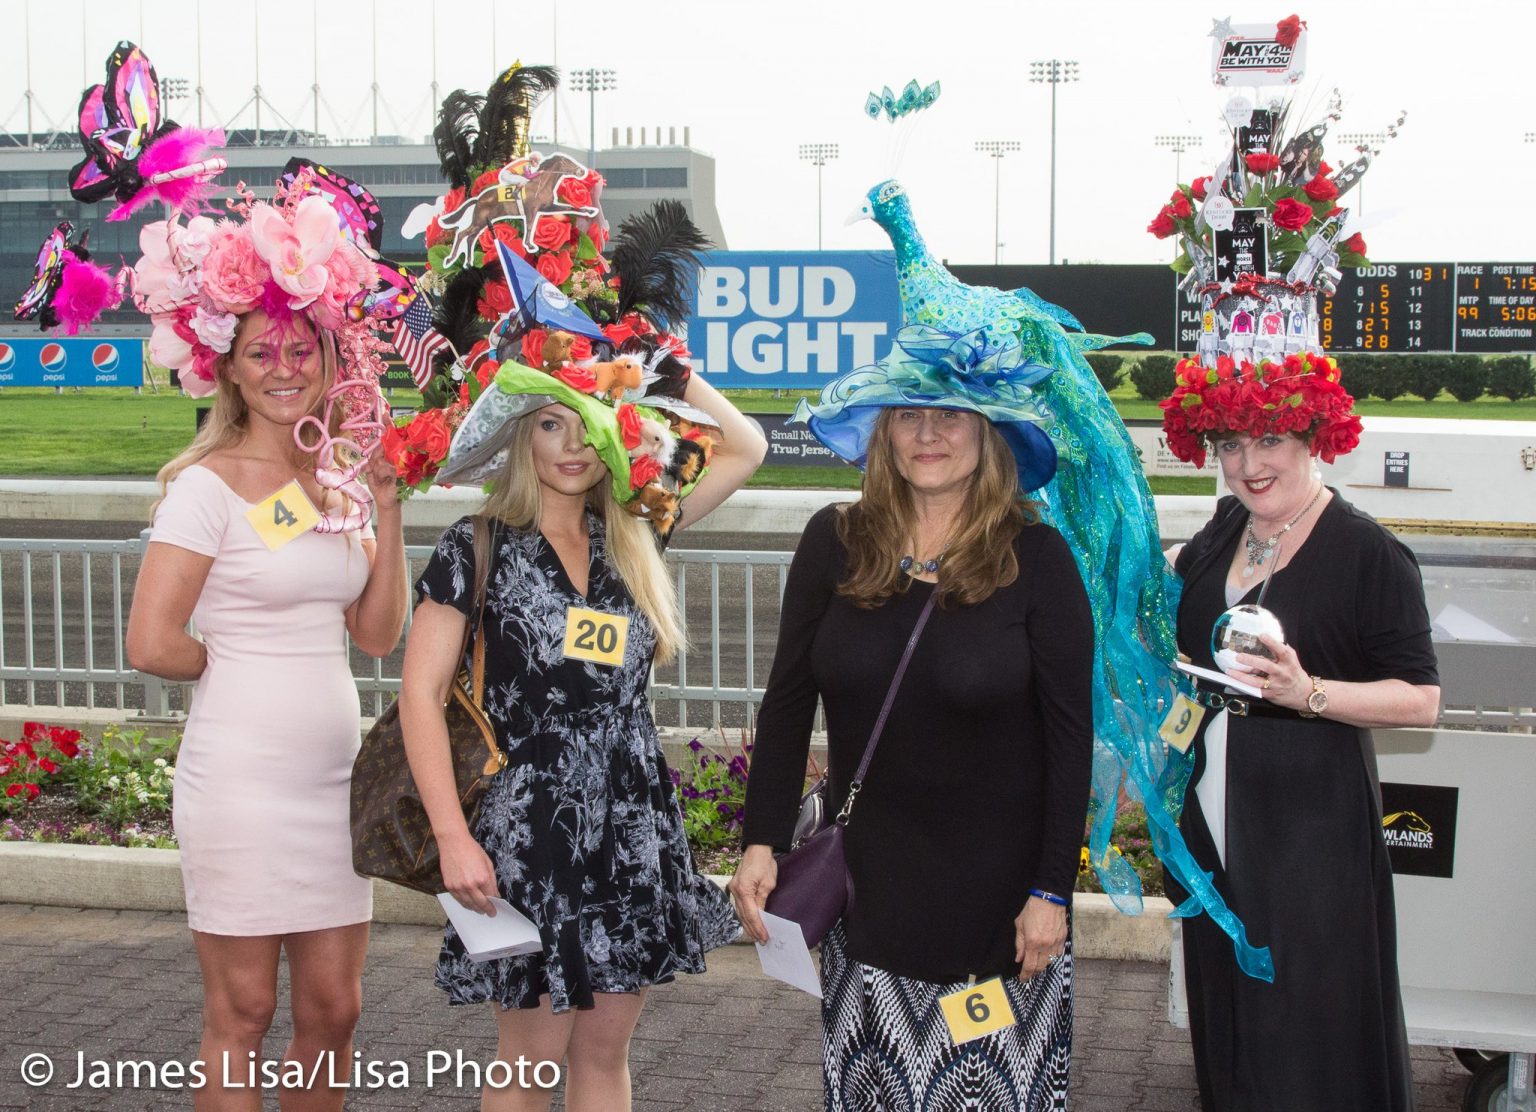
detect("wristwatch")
(1300, 675), (1328, 718)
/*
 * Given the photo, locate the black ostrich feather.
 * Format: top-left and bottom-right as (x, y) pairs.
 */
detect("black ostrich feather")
(474, 64), (560, 171)
(433, 266), (489, 354)
(434, 90), (485, 191)
(611, 200), (712, 329)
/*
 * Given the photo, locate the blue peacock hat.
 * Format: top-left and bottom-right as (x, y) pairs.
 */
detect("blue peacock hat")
(793, 323), (1060, 492)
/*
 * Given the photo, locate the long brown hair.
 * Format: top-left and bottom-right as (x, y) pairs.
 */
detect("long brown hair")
(837, 408), (1039, 608)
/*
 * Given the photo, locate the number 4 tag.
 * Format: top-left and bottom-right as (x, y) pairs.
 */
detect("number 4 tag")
(938, 977), (1018, 1046)
(244, 481), (320, 551)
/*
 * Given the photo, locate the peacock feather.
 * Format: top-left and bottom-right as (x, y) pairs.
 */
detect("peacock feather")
(860, 180), (1274, 980)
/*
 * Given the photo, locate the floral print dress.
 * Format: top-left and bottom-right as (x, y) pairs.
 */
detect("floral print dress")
(416, 514), (739, 1012)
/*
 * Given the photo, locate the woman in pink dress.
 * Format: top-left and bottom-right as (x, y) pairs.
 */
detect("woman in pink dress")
(125, 179), (408, 1110)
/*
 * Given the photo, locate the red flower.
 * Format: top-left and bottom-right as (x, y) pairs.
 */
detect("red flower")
(1275, 14), (1307, 48)
(569, 335), (594, 362)
(603, 318), (638, 347)
(587, 221), (608, 254)
(628, 455), (663, 490)
(553, 362), (599, 393)
(535, 249), (574, 287)
(1191, 176), (1211, 202)
(616, 403), (643, 451)
(1147, 206), (1177, 239)
(1271, 197), (1313, 231)
(475, 359), (497, 389)
(1341, 232), (1368, 256)
(558, 177), (593, 208)
(476, 278), (513, 322)
(1303, 174), (1338, 202)
(471, 169), (502, 194)
(532, 218), (574, 252)
(521, 328), (549, 368)
(1168, 190), (1193, 220)
(5, 783), (39, 801)
(0, 756), (14, 776)
(37, 758), (58, 775)
(402, 408), (452, 463)
(1245, 152), (1281, 174)
(49, 726), (81, 759)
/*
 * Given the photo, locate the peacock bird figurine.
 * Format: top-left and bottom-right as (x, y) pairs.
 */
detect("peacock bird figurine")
(853, 180), (1273, 979)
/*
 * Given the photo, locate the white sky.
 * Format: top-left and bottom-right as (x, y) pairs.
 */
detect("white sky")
(4, 0), (1533, 266)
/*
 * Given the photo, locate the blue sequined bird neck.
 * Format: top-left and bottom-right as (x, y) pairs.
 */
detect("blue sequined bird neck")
(868, 180), (961, 329)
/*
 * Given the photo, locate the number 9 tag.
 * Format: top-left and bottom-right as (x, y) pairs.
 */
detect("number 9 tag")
(562, 606), (629, 667)
(244, 481), (320, 551)
(938, 977), (1018, 1046)
(1159, 692), (1206, 754)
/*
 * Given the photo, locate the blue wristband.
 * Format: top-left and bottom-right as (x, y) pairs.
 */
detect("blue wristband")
(1029, 888), (1069, 907)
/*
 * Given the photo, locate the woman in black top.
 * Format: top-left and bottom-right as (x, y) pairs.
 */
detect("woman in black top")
(734, 402), (1094, 1111)
(1161, 356), (1440, 1111)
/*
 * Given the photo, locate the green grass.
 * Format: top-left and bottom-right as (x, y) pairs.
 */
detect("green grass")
(2, 385), (1530, 479)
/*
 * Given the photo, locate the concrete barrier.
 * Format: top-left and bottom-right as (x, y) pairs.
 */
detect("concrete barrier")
(0, 841), (1172, 959)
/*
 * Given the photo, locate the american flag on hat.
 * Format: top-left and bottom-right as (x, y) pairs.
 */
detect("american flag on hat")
(390, 295), (450, 389)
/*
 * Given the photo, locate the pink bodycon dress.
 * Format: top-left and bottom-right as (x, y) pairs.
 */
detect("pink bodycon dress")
(151, 464), (373, 935)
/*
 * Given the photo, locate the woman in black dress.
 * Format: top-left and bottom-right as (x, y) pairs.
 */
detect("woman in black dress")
(732, 335), (1095, 1110)
(1161, 356), (1440, 1111)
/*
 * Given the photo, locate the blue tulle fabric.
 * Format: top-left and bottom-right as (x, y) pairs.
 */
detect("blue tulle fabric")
(801, 180), (1275, 982)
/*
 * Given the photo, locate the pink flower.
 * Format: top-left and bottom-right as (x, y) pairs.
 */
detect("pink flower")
(249, 196), (337, 310)
(190, 307), (237, 353)
(148, 313), (194, 372)
(201, 227), (267, 313)
(133, 222), (180, 305)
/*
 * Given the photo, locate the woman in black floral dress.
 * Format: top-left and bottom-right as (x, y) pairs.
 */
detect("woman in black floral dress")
(400, 365), (764, 1110)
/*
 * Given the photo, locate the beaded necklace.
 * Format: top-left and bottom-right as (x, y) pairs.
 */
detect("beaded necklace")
(1242, 483), (1323, 578)
(899, 540), (951, 578)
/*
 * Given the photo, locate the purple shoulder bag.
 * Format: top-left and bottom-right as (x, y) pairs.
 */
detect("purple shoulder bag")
(764, 591), (938, 947)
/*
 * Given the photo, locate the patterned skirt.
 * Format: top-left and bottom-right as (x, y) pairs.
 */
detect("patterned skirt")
(819, 923), (1073, 1112)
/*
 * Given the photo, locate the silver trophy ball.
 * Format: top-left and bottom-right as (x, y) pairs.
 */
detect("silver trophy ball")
(1211, 604), (1286, 676)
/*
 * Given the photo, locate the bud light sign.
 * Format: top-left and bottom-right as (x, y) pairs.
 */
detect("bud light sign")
(0, 337), (142, 386)
(685, 252), (900, 388)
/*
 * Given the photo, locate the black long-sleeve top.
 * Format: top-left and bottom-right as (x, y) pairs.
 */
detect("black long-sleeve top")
(743, 504), (1095, 982)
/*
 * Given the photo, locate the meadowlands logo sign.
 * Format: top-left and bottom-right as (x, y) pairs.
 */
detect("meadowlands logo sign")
(1380, 784), (1459, 879)
(685, 251), (901, 389)
(0, 338), (141, 386)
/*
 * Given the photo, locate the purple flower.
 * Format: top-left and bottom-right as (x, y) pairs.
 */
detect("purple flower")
(716, 802), (735, 817)
(687, 739), (703, 752)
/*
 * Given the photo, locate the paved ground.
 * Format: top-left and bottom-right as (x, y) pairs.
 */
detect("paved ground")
(0, 904), (1474, 1111)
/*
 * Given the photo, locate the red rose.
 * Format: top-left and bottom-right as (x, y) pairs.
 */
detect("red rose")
(403, 409), (452, 463)
(616, 403), (643, 451)
(1303, 174), (1338, 202)
(471, 169), (501, 194)
(628, 455), (663, 490)
(1191, 176), (1211, 202)
(1168, 190), (1193, 220)
(476, 278), (513, 321)
(553, 362), (599, 393)
(380, 424), (409, 467)
(1245, 152), (1281, 174)
(521, 328), (549, 368)
(603, 318), (636, 347)
(568, 335), (594, 361)
(475, 359), (497, 389)
(531, 218), (574, 252)
(557, 177), (592, 208)
(1341, 232), (1368, 256)
(583, 169), (604, 189)
(536, 249), (574, 287)
(1147, 206), (1177, 239)
(587, 220), (608, 254)
(1275, 14), (1306, 48)
(1271, 197), (1313, 231)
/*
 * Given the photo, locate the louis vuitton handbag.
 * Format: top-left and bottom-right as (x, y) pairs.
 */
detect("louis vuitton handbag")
(350, 517), (506, 894)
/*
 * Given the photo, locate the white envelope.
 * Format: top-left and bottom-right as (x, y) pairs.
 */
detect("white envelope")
(754, 911), (822, 998)
(436, 894), (544, 962)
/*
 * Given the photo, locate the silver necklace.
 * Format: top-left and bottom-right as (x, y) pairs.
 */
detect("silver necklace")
(1242, 484), (1323, 578)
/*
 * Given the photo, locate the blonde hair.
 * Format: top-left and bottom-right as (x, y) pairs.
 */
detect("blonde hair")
(153, 315), (346, 517)
(837, 408), (1039, 608)
(481, 413), (685, 663)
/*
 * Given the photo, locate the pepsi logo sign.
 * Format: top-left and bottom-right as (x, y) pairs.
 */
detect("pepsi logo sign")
(0, 343), (13, 373)
(39, 343), (67, 372)
(92, 343), (120, 374)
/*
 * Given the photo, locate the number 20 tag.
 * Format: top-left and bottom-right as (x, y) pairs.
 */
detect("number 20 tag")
(244, 481), (320, 552)
(562, 606), (629, 667)
(938, 977), (1018, 1046)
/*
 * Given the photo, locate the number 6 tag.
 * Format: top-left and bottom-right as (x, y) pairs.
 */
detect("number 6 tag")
(562, 606), (629, 667)
(938, 977), (1018, 1046)
(244, 481), (320, 551)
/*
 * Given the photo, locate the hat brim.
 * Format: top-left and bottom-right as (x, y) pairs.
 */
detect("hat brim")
(801, 401), (1058, 492)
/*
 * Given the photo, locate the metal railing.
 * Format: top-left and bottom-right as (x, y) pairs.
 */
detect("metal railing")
(0, 537), (792, 729)
(1, 536), (1530, 731)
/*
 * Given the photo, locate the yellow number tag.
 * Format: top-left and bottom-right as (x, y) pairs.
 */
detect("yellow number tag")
(562, 607), (629, 667)
(1159, 693), (1206, 754)
(244, 481), (320, 552)
(939, 978), (1018, 1046)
